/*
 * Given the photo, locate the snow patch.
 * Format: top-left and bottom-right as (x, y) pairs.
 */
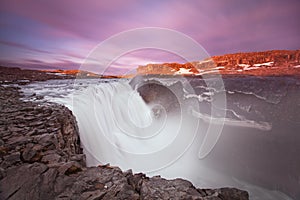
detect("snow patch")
(238, 64), (250, 68)
(253, 61), (274, 67)
(175, 68), (193, 75)
(244, 66), (260, 71)
(197, 70), (219, 75)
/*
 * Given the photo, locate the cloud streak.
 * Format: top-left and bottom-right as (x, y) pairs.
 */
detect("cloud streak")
(0, 40), (51, 54)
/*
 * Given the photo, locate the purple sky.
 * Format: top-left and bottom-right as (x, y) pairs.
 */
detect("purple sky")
(0, 0), (299, 74)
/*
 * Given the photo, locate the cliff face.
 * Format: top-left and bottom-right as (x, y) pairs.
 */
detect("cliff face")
(137, 50), (300, 76)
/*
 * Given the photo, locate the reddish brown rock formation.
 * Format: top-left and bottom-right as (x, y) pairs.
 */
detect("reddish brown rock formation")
(137, 62), (199, 75)
(212, 50), (300, 68)
(137, 50), (300, 76)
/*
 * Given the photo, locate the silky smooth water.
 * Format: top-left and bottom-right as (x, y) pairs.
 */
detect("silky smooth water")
(21, 76), (300, 200)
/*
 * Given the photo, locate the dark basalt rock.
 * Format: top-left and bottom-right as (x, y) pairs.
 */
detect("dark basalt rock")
(0, 68), (249, 199)
(130, 77), (184, 114)
(0, 66), (74, 84)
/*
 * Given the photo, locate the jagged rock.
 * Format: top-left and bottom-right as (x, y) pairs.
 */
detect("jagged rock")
(214, 188), (249, 200)
(21, 143), (43, 163)
(137, 81), (181, 112)
(140, 176), (203, 199)
(41, 153), (62, 164)
(54, 167), (139, 200)
(0, 167), (5, 179)
(1, 152), (21, 168)
(57, 161), (82, 175)
(6, 135), (32, 147)
(70, 154), (86, 166)
(126, 172), (147, 193)
(0, 163), (49, 200)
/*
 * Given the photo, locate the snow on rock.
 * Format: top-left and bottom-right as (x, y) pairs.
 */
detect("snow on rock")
(253, 61), (274, 67)
(237, 62), (274, 71)
(175, 68), (193, 75)
(244, 66), (260, 71)
(238, 64), (250, 68)
(197, 70), (219, 75)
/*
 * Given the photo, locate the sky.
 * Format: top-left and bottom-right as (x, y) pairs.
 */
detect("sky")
(0, 0), (299, 74)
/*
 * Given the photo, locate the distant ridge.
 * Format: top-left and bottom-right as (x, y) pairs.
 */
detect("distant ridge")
(9, 49), (298, 78)
(42, 69), (128, 79)
(137, 49), (300, 76)
(42, 69), (102, 78)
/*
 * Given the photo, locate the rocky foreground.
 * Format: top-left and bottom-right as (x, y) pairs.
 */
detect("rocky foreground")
(0, 67), (249, 199)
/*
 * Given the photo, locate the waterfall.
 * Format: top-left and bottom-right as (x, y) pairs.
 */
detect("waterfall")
(20, 78), (298, 199)
(71, 81), (199, 173)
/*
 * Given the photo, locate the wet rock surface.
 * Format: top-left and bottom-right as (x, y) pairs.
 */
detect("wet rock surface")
(0, 68), (249, 199)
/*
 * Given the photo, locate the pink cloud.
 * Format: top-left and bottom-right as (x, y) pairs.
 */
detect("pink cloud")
(0, 0), (299, 70)
(0, 40), (51, 54)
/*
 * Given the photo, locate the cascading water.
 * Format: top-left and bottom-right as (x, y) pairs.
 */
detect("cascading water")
(71, 80), (201, 173)
(20, 76), (300, 200)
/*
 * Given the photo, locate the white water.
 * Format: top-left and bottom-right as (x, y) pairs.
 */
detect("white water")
(70, 81), (292, 200)
(71, 81), (200, 173)
(20, 79), (296, 200)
